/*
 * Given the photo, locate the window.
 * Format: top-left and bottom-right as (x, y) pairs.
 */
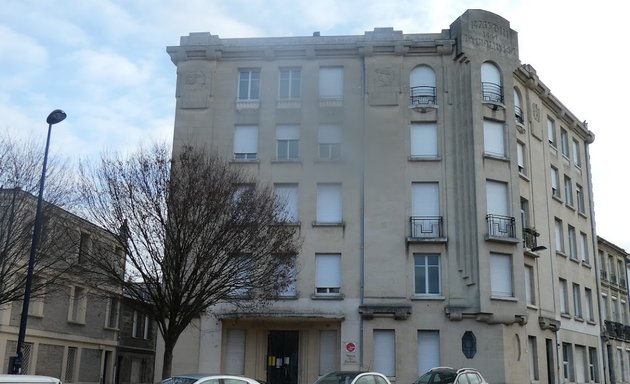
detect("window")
(564, 176), (573, 206)
(554, 218), (564, 254)
(559, 279), (569, 315)
(514, 88), (524, 124)
(619, 348), (626, 382)
(525, 265), (536, 306)
(279, 67), (301, 99)
(481, 62), (503, 103)
(316, 183), (342, 224)
(568, 225), (577, 260)
(572, 139), (582, 167)
(278, 256), (297, 297)
(612, 297), (619, 322)
(602, 295), (609, 320)
(562, 343), (574, 381)
(573, 283), (582, 318)
(276, 125), (300, 160)
(585, 288), (594, 321)
(373, 330), (396, 377)
(65, 346), (77, 383)
(274, 184), (299, 223)
(575, 346), (588, 384)
(28, 276), (45, 317)
(588, 347), (599, 382)
(414, 254), (441, 295)
(68, 286), (87, 323)
(520, 198), (530, 230)
(78, 232), (91, 264)
(238, 69), (260, 100)
(410, 122), (438, 158)
(579, 232), (589, 263)
(319, 67), (343, 100)
(486, 180), (509, 216)
(528, 336), (539, 381)
(106, 297), (120, 329)
(561, 129), (570, 157)
(576, 184), (586, 214)
(225, 329), (246, 375)
(490, 253), (512, 297)
(411, 182), (440, 238)
(319, 330), (337, 375)
(418, 331), (440, 376)
(233, 125), (258, 160)
(550, 167), (560, 198)
(517, 141), (527, 175)
(483, 119), (505, 157)
(623, 300), (628, 325)
(318, 124), (342, 160)
(132, 310), (151, 339)
(315, 253), (341, 295)
(547, 117), (557, 147)
(410, 65), (437, 106)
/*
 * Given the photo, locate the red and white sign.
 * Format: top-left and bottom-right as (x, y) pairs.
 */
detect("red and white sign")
(345, 342), (356, 353)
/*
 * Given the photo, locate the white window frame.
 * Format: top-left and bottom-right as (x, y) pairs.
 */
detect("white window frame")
(579, 232), (589, 263)
(562, 343), (574, 381)
(564, 176), (574, 206)
(560, 128), (570, 157)
(554, 218), (565, 254)
(410, 122), (438, 159)
(233, 125), (258, 160)
(559, 279), (569, 315)
(573, 283), (582, 319)
(568, 225), (577, 260)
(414, 254), (441, 295)
(517, 141), (527, 175)
(490, 253), (513, 297)
(238, 68), (260, 101)
(276, 125), (300, 160)
(279, 67), (301, 100)
(318, 124), (342, 160)
(572, 139), (582, 168)
(576, 184), (586, 214)
(315, 253), (341, 295)
(551, 167), (561, 199)
(68, 286), (87, 324)
(483, 119), (505, 157)
(547, 117), (557, 147)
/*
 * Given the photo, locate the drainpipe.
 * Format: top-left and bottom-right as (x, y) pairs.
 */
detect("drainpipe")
(359, 50), (367, 370)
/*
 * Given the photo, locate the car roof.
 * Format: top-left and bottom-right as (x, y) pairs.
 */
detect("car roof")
(0, 375), (62, 383)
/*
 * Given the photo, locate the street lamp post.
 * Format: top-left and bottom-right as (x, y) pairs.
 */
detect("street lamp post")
(9, 109), (66, 374)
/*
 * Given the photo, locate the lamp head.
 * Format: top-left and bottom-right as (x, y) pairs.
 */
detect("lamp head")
(46, 109), (67, 125)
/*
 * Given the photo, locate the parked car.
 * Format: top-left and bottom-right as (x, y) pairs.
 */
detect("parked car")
(414, 367), (488, 384)
(0, 375), (62, 384)
(161, 374), (263, 384)
(314, 371), (392, 384)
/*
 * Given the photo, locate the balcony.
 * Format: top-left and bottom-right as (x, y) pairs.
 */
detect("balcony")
(407, 216), (446, 243)
(409, 86), (437, 107)
(486, 214), (518, 243)
(482, 82), (504, 104)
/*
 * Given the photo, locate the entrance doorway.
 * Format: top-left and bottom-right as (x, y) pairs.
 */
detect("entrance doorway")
(267, 331), (299, 384)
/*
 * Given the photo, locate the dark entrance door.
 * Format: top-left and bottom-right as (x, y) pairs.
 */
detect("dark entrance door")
(267, 331), (299, 384)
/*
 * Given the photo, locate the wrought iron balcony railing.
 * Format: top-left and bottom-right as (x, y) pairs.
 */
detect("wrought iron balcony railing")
(522, 227), (539, 250)
(409, 86), (437, 106)
(486, 214), (516, 239)
(410, 216), (443, 239)
(515, 106), (524, 124)
(601, 270), (608, 280)
(482, 82), (504, 104)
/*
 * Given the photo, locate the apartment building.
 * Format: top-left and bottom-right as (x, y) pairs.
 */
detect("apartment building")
(598, 237), (630, 383)
(164, 9), (601, 384)
(0, 188), (122, 383)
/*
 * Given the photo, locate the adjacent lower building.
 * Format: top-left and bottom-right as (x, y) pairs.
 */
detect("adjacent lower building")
(164, 9), (603, 384)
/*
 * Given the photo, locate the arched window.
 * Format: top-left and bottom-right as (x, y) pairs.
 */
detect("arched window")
(514, 88), (524, 124)
(410, 65), (436, 106)
(481, 62), (503, 103)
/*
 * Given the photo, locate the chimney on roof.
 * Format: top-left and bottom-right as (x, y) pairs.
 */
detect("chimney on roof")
(313, 31), (320, 36)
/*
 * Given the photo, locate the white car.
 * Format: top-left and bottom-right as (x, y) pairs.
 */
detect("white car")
(314, 371), (392, 384)
(0, 375), (62, 384)
(161, 374), (263, 384)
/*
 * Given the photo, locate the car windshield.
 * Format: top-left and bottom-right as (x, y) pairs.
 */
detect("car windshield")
(162, 378), (199, 384)
(315, 372), (362, 384)
(416, 371), (456, 384)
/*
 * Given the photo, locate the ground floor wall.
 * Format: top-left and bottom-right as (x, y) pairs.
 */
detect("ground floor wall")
(115, 347), (155, 384)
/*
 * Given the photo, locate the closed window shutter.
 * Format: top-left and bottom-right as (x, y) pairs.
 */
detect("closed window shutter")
(483, 120), (505, 156)
(318, 125), (341, 144)
(410, 123), (438, 157)
(410, 66), (436, 88)
(417, 331), (440, 375)
(373, 330), (396, 376)
(277, 125), (300, 140)
(319, 330), (337, 375)
(412, 183), (439, 216)
(234, 126), (258, 154)
(486, 180), (508, 216)
(225, 329), (246, 374)
(490, 253), (512, 296)
(317, 184), (342, 223)
(315, 254), (341, 288)
(481, 62), (501, 84)
(319, 67), (343, 98)
(575, 346), (586, 383)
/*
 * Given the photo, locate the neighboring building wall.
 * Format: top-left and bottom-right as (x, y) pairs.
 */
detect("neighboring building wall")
(598, 237), (630, 384)
(116, 296), (156, 384)
(165, 9), (601, 384)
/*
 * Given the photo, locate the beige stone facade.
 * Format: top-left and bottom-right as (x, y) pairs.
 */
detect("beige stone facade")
(165, 9), (602, 384)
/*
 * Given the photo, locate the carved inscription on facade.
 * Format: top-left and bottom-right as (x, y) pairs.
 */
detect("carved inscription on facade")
(462, 19), (518, 57)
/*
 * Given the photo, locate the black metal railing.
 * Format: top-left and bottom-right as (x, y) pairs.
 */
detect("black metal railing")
(601, 270), (608, 280)
(486, 214), (516, 238)
(410, 216), (443, 238)
(409, 86), (437, 106)
(515, 106), (524, 124)
(482, 82), (504, 103)
(621, 278), (627, 288)
(522, 227), (539, 249)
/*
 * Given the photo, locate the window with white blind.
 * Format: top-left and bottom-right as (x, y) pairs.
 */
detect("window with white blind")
(319, 330), (337, 375)
(225, 329), (246, 374)
(547, 117), (557, 147)
(561, 128), (570, 157)
(481, 62), (503, 103)
(514, 88), (524, 124)
(274, 184), (299, 223)
(564, 176), (574, 206)
(585, 288), (594, 321)
(580, 232), (589, 263)
(279, 67), (301, 99)
(568, 225), (577, 260)
(554, 218), (565, 253)
(238, 69), (260, 100)
(573, 283), (582, 319)
(490, 253), (512, 297)
(550, 167), (560, 198)
(572, 139), (582, 168)
(318, 125), (342, 160)
(410, 123), (438, 158)
(410, 66), (437, 106)
(525, 265), (535, 306)
(576, 184), (585, 214)
(418, 331), (440, 376)
(528, 336), (539, 381)
(316, 183), (342, 224)
(486, 180), (509, 216)
(411, 182), (440, 238)
(483, 119), (505, 157)
(559, 279), (569, 315)
(373, 330), (396, 377)
(234, 125), (258, 160)
(315, 254), (341, 295)
(575, 345), (587, 384)
(517, 141), (527, 175)
(276, 125), (300, 160)
(414, 254), (440, 295)
(319, 67), (344, 100)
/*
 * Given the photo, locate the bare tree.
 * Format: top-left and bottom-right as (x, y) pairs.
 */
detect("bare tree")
(76, 143), (301, 379)
(0, 134), (75, 306)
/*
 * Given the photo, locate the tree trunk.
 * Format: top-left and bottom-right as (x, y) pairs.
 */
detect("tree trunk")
(161, 338), (175, 380)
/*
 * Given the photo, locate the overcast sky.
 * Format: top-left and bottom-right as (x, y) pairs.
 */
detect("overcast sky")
(1, 0), (628, 251)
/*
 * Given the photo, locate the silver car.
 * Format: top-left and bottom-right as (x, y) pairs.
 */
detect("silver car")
(162, 374), (263, 384)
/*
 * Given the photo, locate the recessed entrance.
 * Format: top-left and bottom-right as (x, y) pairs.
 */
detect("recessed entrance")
(267, 330), (299, 384)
